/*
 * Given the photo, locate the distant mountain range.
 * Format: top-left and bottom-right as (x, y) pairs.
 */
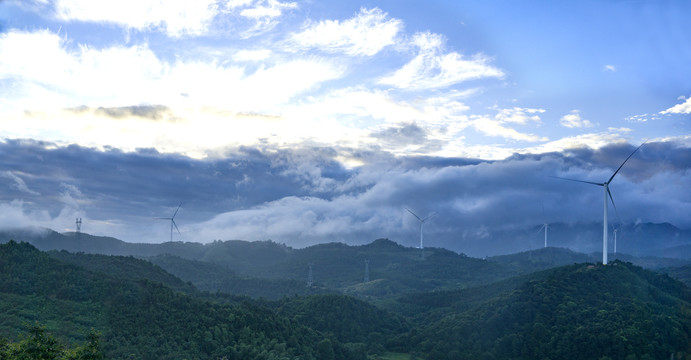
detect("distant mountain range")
(1, 225), (690, 298)
(2, 221), (689, 259)
(456, 221), (691, 258)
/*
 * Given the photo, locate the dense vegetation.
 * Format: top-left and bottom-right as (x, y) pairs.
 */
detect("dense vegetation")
(1, 237), (690, 359)
(0, 324), (103, 360)
(0, 241), (366, 359)
(275, 295), (409, 347)
(392, 262), (691, 359)
(48, 250), (196, 293)
(147, 254), (328, 300)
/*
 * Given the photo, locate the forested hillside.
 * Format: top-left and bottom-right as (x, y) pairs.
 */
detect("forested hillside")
(0, 241), (367, 359)
(2, 239), (690, 359)
(147, 253), (329, 299)
(391, 262), (691, 359)
(4, 228), (690, 300)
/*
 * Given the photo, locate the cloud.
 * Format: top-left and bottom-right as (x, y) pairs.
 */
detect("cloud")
(231, 0), (298, 37)
(625, 113), (661, 123)
(289, 7), (402, 56)
(371, 122), (427, 144)
(378, 32), (504, 90)
(238, 0), (297, 19)
(68, 105), (173, 121)
(0, 29), (343, 110)
(660, 95), (691, 114)
(1, 171), (40, 195)
(560, 110), (594, 128)
(0, 29), (170, 107)
(0, 199), (87, 233)
(603, 64), (616, 72)
(234, 49), (272, 61)
(470, 116), (548, 142)
(494, 107), (545, 125)
(0, 139), (688, 254)
(53, 0), (220, 37)
(370, 122), (444, 153)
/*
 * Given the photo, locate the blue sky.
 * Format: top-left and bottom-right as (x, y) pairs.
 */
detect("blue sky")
(0, 0), (689, 254)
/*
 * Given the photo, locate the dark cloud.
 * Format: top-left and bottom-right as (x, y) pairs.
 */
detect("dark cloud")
(0, 138), (688, 255)
(370, 122), (444, 151)
(67, 105), (173, 121)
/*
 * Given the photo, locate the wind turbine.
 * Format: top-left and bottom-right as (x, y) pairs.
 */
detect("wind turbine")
(537, 203), (549, 248)
(553, 143), (644, 265)
(406, 208), (437, 249)
(611, 201), (623, 255)
(155, 203), (182, 242)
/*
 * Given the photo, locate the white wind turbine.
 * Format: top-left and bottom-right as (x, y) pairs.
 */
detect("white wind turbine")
(537, 203), (549, 248)
(553, 143), (644, 265)
(406, 208), (437, 249)
(155, 203), (182, 242)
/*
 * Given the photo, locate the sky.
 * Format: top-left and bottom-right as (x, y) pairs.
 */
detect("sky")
(0, 0), (689, 256)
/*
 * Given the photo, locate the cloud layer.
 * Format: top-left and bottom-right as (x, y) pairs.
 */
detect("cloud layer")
(1, 139), (688, 256)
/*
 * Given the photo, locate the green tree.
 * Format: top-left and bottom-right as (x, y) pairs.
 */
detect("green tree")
(0, 324), (104, 360)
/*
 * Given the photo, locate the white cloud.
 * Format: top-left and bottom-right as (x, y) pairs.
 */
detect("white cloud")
(0, 29), (348, 156)
(603, 64), (616, 72)
(0, 200), (85, 233)
(231, 0), (298, 37)
(495, 107), (545, 124)
(1, 171), (40, 195)
(0, 30), (172, 108)
(226, 0), (254, 8)
(625, 113), (661, 123)
(234, 49), (272, 61)
(0, 29), (343, 109)
(378, 32), (504, 90)
(527, 132), (628, 154)
(660, 95), (691, 114)
(190, 195), (398, 247)
(560, 110), (594, 128)
(470, 116), (548, 142)
(54, 0), (220, 37)
(289, 7), (402, 56)
(239, 0), (297, 19)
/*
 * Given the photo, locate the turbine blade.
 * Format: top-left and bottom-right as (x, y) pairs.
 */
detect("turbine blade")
(172, 203), (182, 219)
(607, 142), (645, 184)
(172, 220), (181, 235)
(423, 212), (438, 221)
(406, 208), (422, 221)
(607, 187), (621, 227)
(154, 217), (171, 220)
(542, 203), (546, 223)
(550, 175), (604, 186)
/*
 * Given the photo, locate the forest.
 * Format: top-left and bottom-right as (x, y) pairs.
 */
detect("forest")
(1, 238), (690, 359)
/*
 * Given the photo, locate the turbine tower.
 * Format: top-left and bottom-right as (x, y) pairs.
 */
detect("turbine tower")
(406, 208), (437, 249)
(364, 259), (370, 283)
(155, 203), (182, 242)
(307, 263), (314, 287)
(537, 223), (549, 248)
(537, 204), (549, 248)
(75, 218), (82, 242)
(554, 143), (644, 265)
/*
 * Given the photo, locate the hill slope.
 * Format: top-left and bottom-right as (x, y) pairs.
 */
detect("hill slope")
(392, 261), (691, 359)
(0, 241), (367, 359)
